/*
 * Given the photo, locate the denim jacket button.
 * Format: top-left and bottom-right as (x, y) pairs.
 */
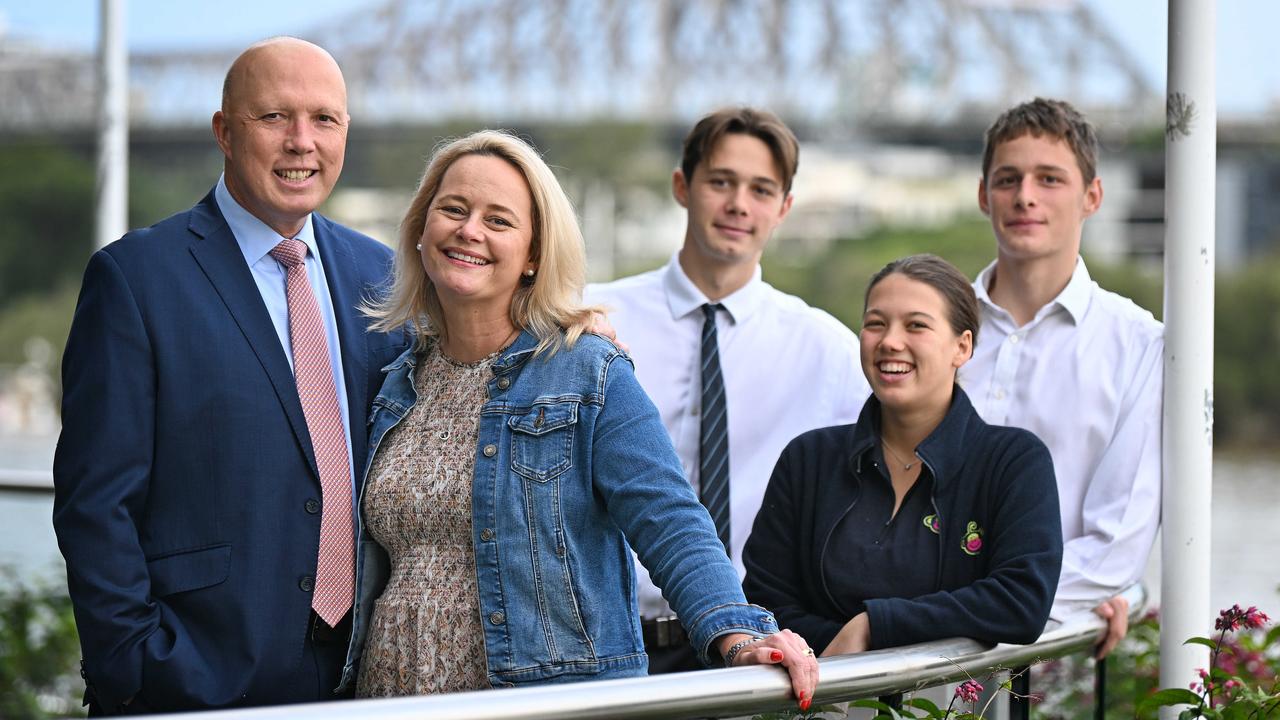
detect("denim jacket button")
(497, 377), (511, 390)
(480, 528), (494, 542)
(483, 444), (497, 457)
(489, 611), (506, 625)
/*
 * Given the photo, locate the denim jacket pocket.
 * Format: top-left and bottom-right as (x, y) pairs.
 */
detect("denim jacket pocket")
(508, 402), (577, 482)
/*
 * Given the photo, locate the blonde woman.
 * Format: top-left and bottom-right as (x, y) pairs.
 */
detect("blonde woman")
(337, 131), (819, 709)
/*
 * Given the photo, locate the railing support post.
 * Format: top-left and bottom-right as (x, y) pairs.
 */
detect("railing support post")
(1094, 657), (1107, 719)
(877, 692), (903, 709)
(1008, 665), (1031, 720)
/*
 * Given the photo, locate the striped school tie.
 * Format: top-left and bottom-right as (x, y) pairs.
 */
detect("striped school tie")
(699, 303), (731, 555)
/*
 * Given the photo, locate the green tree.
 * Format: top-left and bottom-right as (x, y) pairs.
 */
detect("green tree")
(0, 570), (84, 719)
(0, 142), (95, 307)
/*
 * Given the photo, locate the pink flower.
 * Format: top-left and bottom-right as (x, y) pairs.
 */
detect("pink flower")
(1215, 604), (1271, 632)
(955, 680), (983, 704)
(1243, 606), (1270, 629)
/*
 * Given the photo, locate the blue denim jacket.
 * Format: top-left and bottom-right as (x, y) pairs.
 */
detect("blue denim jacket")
(339, 330), (777, 690)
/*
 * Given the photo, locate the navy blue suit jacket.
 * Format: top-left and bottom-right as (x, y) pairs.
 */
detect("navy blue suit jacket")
(52, 190), (408, 713)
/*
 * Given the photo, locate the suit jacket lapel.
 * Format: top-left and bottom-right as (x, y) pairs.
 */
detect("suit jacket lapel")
(186, 191), (322, 481)
(313, 214), (371, 488)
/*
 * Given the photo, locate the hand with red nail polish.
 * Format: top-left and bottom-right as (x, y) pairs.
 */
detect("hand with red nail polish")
(715, 629), (819, 709)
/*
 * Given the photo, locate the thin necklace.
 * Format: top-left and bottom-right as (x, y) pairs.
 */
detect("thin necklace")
(881, 439), (920, 471)
(440, 326), (521, 365)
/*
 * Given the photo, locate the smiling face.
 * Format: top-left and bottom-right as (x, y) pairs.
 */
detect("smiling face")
(213, 39), (349, 238)
(419, 153), (536, 319)
(674, 132), (794, 274)
(978, 132), (1102, 267)
(860, 273), (973, 418)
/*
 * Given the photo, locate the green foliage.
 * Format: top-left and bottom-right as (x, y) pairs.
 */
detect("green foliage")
(761, 219), (993, 330)
(1035, 611), (1162, 718)
(0, 142), (95, 307)
(0, 570), (84, 719)
(1140, 606), (1279, 719)
(1036, 608), (1280, 719)
(1213, 252), (1280, 447)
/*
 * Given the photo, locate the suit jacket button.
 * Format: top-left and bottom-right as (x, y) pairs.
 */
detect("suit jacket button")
(483, 444), (497, 457)
(489, 611), (506, 625)
(299, 576), (315, 592)
(305, 499), (320, 514)
(497, 377), (511, 390)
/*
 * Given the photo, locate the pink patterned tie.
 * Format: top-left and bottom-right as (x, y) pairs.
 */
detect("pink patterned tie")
(269, 238), (353, 627)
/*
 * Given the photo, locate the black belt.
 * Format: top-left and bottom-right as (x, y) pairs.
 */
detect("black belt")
(309, 608), (353, 645)
(641, 615), (688, 649)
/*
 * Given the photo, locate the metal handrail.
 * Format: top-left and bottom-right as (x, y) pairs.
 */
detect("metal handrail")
(0, 467), (53, 493)
(141, 584), (1145, 720)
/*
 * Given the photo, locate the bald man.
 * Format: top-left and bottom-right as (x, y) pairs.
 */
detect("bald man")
(54, 38), (408, 714)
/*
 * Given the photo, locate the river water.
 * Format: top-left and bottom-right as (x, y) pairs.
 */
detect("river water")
(1, 434), (1277, 616)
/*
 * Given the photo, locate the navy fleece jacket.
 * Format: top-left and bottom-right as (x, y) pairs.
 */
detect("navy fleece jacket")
(742, 387), (1063, 653)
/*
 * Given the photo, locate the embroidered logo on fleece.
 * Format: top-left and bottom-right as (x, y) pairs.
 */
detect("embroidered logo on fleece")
(961, 521), (984, 556)
(922, 514), (940, 535)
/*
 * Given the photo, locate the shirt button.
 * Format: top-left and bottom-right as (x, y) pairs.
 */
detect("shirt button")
(489, 611), (506, 625)
(497, 377), (511, 390)
(299, 576), (314, 593)
(480, 528), (494, 542)
(691, 405), (700, 417)
(304, 499), (320, 514)
(1009, 334), (1020, 344)
(483, 444), (497, 457)
(995, 389), (1006, 400)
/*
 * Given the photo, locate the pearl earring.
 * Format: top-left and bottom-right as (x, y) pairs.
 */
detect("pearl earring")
(524, 268), (535, 277)
(415, 243), (422, 251)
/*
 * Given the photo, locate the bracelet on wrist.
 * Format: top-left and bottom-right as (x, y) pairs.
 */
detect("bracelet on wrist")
(723, 635), (764, 667)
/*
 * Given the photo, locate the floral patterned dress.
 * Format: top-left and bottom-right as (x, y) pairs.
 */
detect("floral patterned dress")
(355, 343), (495, 697)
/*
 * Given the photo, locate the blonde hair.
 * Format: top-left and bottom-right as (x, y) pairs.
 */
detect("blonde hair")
(366, 130), (596, 356)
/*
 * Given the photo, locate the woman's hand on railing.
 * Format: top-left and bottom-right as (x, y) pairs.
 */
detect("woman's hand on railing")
(717, 629), (819, 711)
(820, 612), (870, 657)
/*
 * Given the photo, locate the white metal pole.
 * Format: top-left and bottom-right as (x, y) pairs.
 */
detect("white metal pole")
(95, 0), (128, 249)
(1160, 0), (1215, 715)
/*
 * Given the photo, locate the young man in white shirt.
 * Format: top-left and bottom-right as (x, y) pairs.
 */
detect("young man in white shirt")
(959, 98), (1163, 659)
(587, 107), (871, 672)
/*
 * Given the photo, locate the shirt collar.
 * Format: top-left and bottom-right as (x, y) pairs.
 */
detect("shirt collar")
(973, 255), (1093, 325)
(215, 173), (318, 268)
(660, 250), (765, 325)
(848, 386), (979, 491)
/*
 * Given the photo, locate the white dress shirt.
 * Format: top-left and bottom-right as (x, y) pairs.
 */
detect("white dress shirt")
(215, 175), (354, 487)
(587, 253), (871, 617)
(958, 258), (1163, 619)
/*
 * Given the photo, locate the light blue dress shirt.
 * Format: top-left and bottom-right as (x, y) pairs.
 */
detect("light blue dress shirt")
(214, 176), (354, 488)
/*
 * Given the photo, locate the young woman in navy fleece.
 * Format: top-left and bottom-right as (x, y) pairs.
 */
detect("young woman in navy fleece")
(742, 254), (1063, 655)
